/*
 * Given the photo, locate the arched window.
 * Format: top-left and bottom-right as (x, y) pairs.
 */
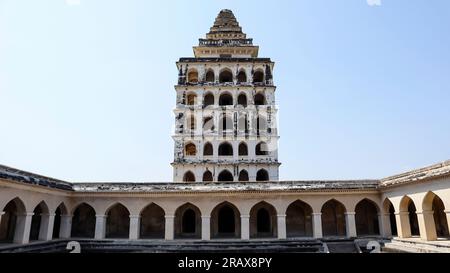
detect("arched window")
(218, 142), (233, 156)
(254, 93), (266, 105)
(184, 143), (196, 156)
(238, 170), (249, 181)
(253, 70), (264, 83)
(219, 69), (233, 83)
(218, 170), (234, 182)
(186, 93), (197, 105)
(238, 142), (248, 156)
(237, 93), (247, 107)
(237, 70), (247, 83)
(256, 142), (269, 156)
(203, 142), (213, 156)
(219, 93), (233, 106)
(183, 171), (195, 182)
(256, 169), (269, 181)
(203, 93), (214, 107)
(203, 171), (213, 182)
(205, 70), (215, 83)
(188, 70), (198, 83)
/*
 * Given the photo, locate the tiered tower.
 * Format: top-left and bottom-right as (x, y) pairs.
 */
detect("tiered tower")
(172, 9), (280, 182)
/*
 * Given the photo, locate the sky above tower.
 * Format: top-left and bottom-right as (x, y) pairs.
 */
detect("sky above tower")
(1, 1), (450, 182)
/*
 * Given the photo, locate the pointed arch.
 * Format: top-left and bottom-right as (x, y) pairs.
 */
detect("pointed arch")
(238, 170), (249, 182)
(174, 203), (201, 239)
(256, 169), (269, 181)
(238, 142), (248, 156)
(71, 203), (96, 238)
(0, 197), (26, 243)
(105, 203), (130, 239)
(140, 203), (165, 239)
(355, 199), (380, 236)
(52, 202), (68, 239)
(286, 200), (313, 238)
(203, 170), (213, 182)
(237, 70), (247, 83)
(205, 69), (215, 83)
(321, 199), (347, 237)
(250, 201), (277, 238)
(203, 142), (213, 156)
(29, 201), (50, 241)
(183, 171), (196, 182)
(211, 202), (241, 238)
(219, 68), (233, 83)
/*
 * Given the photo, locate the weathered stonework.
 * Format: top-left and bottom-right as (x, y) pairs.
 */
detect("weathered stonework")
(171, 9), (280, 183)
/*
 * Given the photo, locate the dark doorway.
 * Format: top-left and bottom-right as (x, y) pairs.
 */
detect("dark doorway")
(71, 203), (96, 238)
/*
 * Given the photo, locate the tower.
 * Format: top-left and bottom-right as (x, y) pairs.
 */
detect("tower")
(172, 9), (280, 182)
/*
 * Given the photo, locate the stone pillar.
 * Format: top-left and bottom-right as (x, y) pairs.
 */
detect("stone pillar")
(277, 214), (286, 239)
(241, 214), (250, 240)
(95, 214), (107, 239)
(165, 215), (175, 240)
(201, 216), (210, 240)
(39, 213), (55, 241)
(345, 212), (357, 238)
(395, 212), (411, 238)
(445, 211), (450, 236)
(312, 213), (323, 239)
(59, 214), (72, 239)
(379, 213), (392, 237)
(14, 212), (34, 244)
(129, 215), (141, 240)
(417, 210), (437, 241)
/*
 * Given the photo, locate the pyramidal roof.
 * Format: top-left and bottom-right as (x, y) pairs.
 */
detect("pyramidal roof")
(192, 9), (259, 58)
(208, 9), (243, 35)
(205, 9), (247, 40)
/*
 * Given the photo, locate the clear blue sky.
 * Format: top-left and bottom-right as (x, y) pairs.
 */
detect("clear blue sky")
(1, 0), (449, 182)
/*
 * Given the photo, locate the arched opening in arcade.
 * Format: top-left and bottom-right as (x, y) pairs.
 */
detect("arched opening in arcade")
(140, 203), (165, 239)
(400, 196), (420, 237)
(0, 198), (26, 243)
(286, 200), (313, 238)
(52, 203), (68, 239)
(218, 170), (234, 182)
(174, 203), (201, 239)
(355, 199), (380, 236)
(250, 201), (277, 238)
(105, 203), (130, 239)
(29, 201), (50, 241)
(211, 202), (241, 239)
(321, 199), (346, 237)
(71, 203), (96, 238)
